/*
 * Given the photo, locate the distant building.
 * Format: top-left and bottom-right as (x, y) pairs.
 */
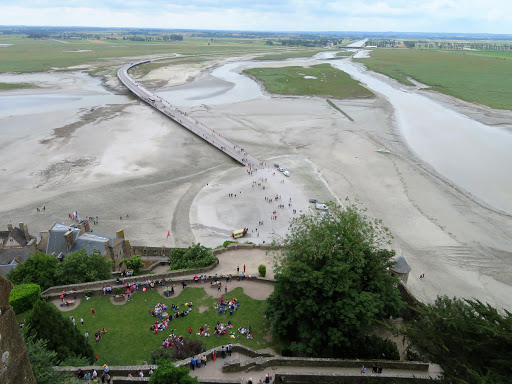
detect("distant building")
(38, 221), (131, 270)
(0, 223), (37, 276)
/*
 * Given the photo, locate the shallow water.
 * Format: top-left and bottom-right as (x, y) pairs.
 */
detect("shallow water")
(332, 60), (512, 214)
(0, 72), (126, 118)
(157, 56), (512, 213)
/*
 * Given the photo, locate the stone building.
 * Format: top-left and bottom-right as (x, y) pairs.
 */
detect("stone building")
(391, 254), (412, 284)
(0, 275), (36, 384)
(0, 224), (37, 276)
(38, 222), (131, 270)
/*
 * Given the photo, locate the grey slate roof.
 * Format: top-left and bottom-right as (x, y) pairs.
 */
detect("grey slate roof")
(0, 231), (10, 242)
(46, 223), (81, 256)
(69, 232), (111, 255)
(391, 255), (412, 274)
(9, 227), (28, 247)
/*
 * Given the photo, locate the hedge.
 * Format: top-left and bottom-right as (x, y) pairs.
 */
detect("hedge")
(9, 283), (41, 314)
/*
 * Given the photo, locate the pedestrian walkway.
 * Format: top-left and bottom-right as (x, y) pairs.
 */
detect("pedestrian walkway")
(118, 61), (262, 168)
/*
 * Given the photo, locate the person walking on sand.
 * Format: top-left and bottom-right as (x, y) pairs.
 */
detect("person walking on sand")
(243, 264), (246, 272)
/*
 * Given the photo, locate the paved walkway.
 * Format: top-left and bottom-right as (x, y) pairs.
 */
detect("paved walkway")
(118, 61), (262, 168)
(187, 352), (442, 382)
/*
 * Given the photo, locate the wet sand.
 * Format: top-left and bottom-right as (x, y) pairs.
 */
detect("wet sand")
(1, 54), (512, 311)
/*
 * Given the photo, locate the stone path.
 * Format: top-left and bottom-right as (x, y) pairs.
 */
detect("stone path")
(187, 352), (443, 382)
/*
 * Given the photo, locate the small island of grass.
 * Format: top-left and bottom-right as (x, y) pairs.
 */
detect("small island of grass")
(0, 82), (39, 90)
(243, 64), (373, 99)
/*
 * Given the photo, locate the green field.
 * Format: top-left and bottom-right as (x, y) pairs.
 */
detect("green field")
(0, 82), (38, 90)
(356, 49), (512, 109)
(244, 64), (373, 99)
(256, 49), (327, 60)
(336, 51), (353, 57)
(0, 36), (294, 73)
(61, 287), (272, 365)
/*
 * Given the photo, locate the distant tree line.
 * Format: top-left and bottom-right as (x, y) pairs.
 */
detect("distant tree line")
(367, 39), (512, 51)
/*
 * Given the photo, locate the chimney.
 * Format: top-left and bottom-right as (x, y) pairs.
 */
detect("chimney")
(64, 230), (74, 251)
(7, 223), (13, 231)
(21, 223), (30, 241)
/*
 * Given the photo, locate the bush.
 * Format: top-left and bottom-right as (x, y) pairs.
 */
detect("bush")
(171, 340), (204, 360)
(344, 335), (400, 360)
(83, 289), (94, 298)
(114, 287), (125, 295)
(124, 255), (144, 275)
(149, 359), (199, 384)
(222, 240), (238, 248)
(9, 284), (41, 314)
(258, 264), (266, 277)
(151, 347), (173, 364)
(168, 244), (216, 270)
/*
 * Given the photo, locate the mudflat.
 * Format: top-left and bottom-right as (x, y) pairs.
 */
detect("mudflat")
(1, 52), (511, 312)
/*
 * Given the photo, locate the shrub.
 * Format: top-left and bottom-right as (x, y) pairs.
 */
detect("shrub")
(124, 255), (144, 275)
(222, 240), (238, 248)
(171, 340), (204, 361)
(83, 289), (94, 298)
(114, 287), (125, 295)
(9, 284), (41, 314)
(168, 244), (216, 270)
(258, 264), (266, 277)
(151, 347), (173, 364)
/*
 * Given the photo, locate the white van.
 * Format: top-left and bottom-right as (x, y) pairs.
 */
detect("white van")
(283, 171), (290, 177)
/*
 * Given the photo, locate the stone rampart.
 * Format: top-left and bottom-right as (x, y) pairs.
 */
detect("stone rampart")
(222, 356), (430, 373)
(41, 259), (219, 297)
(273, 371), (436, 383)
(0, 276), (36, 384)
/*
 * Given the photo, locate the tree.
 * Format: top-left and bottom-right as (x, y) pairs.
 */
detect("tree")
(9, 283), (41, 314)
(124, 255), (145, 275)
(404, 296), (512, 383)
(56, 249), (113, 284)
(25, 300), (94, 363)
(168, 244), (216, 270)
(7, 252), (59, 290)
(22, 329), (82, 384)
(266, 203), (403, 357)
(149, 359), (199, 384)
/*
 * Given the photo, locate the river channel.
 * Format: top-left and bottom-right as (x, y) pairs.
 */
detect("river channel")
(157, 55), (512, 214)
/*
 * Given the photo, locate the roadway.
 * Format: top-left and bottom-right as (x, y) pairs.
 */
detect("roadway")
(117, 60), (262, 169)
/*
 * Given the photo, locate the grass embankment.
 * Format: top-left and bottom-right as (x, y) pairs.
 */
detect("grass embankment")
(0, 82), (38, 90)
(336, 51), (353, 57)
(244, 64), (373, 99)
(61, 287), (272, 365)
(326, 99), (354, 121)
(256, 50), (328, 60)
(356, 48), (512, 110)
(0, 36), (296, 73)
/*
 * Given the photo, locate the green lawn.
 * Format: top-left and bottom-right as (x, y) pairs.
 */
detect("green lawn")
(356, 48), (512, 109)
(0, 82), (38, 90)
(336, 51), (353, 57)
(62, 287), (272, 365)
(244, 63), (373, 99)
(256, 50), (327, 60)
(0, 35), (294, 73)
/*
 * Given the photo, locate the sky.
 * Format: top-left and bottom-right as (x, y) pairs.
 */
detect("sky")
(0, 0), (511, 34)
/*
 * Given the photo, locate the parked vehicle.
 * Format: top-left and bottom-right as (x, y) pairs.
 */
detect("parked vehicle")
(231, 228), (248, 239)
(283, 171), (290, 177)
(274, 163), (280, 168)
(309, 198), (318, 203)
(278, 167), (284, 172)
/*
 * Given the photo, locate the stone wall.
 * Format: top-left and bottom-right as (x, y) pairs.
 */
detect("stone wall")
(0, 276), (36, 384)
(222, 355), (430, 373)
(41, 259), (221, 297)
(273, 371), (434, 383)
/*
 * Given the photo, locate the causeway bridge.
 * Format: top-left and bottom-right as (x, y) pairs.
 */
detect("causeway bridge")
(118, 60), (261, 168)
